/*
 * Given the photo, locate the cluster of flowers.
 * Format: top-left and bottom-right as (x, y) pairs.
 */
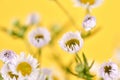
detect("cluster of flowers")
(1, 0), (120, 80)
(0, 50), (52, 80)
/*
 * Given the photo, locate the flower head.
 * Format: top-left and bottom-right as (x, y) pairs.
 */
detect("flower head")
(59, 31), (83, 53)
(99, 61), (119, 80)
(9, 52), (39, 80)
(26, 13), (40, 25)
(1, 64), (18, 80)
(0, 50), (17, 64)
(37, 68), (52, 80)
(82, 15), (96, 31)
(73, 0), (103, 10)
(28, 27), (51, 48)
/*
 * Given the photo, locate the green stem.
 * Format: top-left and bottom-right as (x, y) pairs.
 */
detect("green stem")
(86, 5), (91, 15)
(23, 38), (34, 55)
(38, 48), (42, 67)
(81, 31), (91, 39)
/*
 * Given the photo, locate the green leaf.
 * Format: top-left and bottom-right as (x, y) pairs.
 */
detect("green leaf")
(88, 60), (95, 70)
(7, 30), (18, 36)
(82, 52), (88, 67)
(75, 53), (82, 64)
(75, 57), (79, 63)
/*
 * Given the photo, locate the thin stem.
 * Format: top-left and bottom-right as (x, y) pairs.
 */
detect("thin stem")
(86, 5), (91, 15)
(53, 0), (77, 27)
(23, 38), (34, 55)
(81, 31), (91, 39)
(38, 48), (42, 67)
(68, 70), (79, 77)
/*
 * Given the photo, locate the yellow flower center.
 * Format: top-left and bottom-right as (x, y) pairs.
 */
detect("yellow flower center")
(80, 0), (95, 5)
(66, 39), (80, 50)
(16, 62), (32, 76)
(8, 72), (18, 79)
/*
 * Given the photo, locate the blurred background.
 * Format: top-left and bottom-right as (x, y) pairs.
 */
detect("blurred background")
(0, 0), (120, 80)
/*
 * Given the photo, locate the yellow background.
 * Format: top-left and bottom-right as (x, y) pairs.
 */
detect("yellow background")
(0, 0), (120, 80)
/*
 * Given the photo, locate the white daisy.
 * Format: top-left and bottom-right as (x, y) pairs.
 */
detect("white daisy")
(1, 63), (18, 80)
(26, 13), (40, 26)
(9, 52), (39, 80)
(0, 50), (17, 64)
(59, 31), (83, 53)
(99, 61), (119, 80)
(37, 68), (52, 80)
(73, 0), (103, 10)
(82, 15), (96, 31)
(28, 27), (51, 48)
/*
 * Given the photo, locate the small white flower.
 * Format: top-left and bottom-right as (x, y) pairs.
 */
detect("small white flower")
(28, 27), (51, 48)
(99, 61), (119, 80)
(59, 31), (83, 53)
(0, 50), (17, 64)
(82, 15), (96, 31)
(26, 13), (40, 25)
(1, 63), (18, 80)
(73, 0), (103, 10)
(37, 68), (52, 80)
(9, 52), (39, 80)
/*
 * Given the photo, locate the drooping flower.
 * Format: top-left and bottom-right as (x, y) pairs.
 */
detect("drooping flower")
(59, 31), (83, 53)
(0, 50), (17, 64)
(99, 61), (119, 80)
(28, 27), (51, 48)
(82, 15), (96, 31)
(73, 0), (103, 10)
(26, 13), (40, 25)
(10, 52), (39, 80)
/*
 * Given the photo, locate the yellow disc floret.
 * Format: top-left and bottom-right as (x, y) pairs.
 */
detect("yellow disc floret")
(80, 0), (95, 5)
(16, 62), (32, 76)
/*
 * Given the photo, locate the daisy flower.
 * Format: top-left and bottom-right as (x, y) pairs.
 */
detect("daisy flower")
(26, 13), (40, 26)
(37, 68), (52, 80)
(59, 31), (83, 53)
(1, 63), (18, 80)
(82, 15), (96, 31)
(73, 0), (103, 10)
(0, 50), (17, 64)
(28, 27), (51, 48)
(9, 52), (39, 80)
(99, 61), (119, 80)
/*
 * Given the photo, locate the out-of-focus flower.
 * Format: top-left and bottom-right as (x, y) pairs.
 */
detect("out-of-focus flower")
(59, 31), (83, 53)
(99, 61), (119, 80)
(28, 27), (51, 48)
(73, 0), (103, 10)
(0, 50), (17, 64)
(37, 68), (52, 80)
(82, 15), (96, 31)
(1, 63), (18, 80)
(112, 49), (120, 64)
(10, 52), (39, 80)
(26, 13), (40, 25)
